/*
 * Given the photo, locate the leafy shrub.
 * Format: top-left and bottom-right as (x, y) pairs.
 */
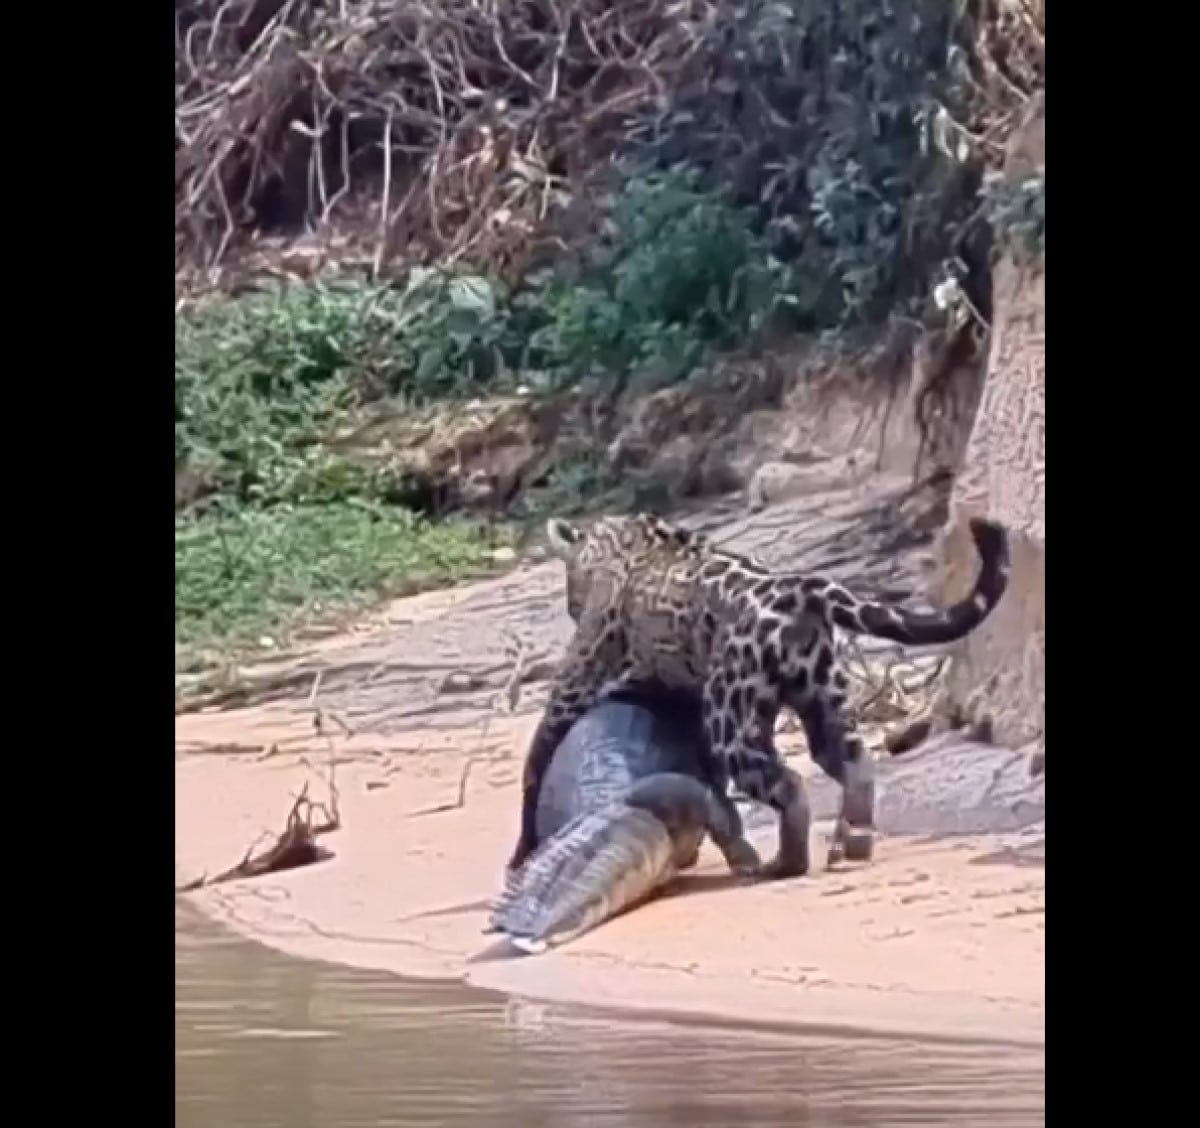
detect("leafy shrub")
(175, 272), (540, 508)
(626, 0), (1042, 328)
(175, 168), (789, 511)
(173, 168), (820, 658)
(532, 168), (795, 388)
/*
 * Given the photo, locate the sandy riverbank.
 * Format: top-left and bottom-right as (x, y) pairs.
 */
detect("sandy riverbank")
(175, 703), (1044, 1048)
(175, 477), (1044, 1049)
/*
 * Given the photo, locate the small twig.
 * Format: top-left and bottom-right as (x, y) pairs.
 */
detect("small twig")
(410, 752), (490, 817)
(178, 665), (354, 893)
(496, 629), (529, 716)
(408, 625), (529, 815)
(306, 670), (344, 831)
(373, 105), (395, 278)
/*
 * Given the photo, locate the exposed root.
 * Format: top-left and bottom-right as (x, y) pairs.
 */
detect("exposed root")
(176, 782), (340, 892)
(835, 635), (949, 756)
(177, 670), (343, 892)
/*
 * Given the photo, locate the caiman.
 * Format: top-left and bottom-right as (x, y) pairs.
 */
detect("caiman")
(485, 685), (779, 954)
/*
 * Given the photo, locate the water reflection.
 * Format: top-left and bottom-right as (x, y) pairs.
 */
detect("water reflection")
(176, 904), (1043, 1128)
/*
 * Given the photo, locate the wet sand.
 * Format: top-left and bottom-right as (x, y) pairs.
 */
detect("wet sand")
(177, 900), (1045, 1127)
(176, 708), (1044, 1048)
(175, 485), (1043, 1049)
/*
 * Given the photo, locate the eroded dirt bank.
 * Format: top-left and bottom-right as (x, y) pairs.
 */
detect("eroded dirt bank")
(175, 469), (1044, 1047)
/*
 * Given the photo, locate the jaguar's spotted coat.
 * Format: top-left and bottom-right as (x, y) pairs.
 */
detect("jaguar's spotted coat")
(507, 513), (1011, 879)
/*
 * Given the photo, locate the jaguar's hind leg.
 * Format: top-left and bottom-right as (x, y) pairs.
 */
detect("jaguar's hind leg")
(799, 683), (875, 864)
(702, 677), (815, 879)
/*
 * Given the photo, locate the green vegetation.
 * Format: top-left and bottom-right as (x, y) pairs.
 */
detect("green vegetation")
(174, 172), (794, 666)
(173, 274), (529, 668)
(175, 0), (1043, 669)
(528, 169), (795, 388)
(175, 504), (503, 667)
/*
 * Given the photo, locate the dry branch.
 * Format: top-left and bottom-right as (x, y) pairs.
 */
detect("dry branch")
(176, 1), (1044, 302)
(176, 781), (340, 892)
(175, 0), (709, 297)
(834, 635), (948, 757)
(177, 669), (344, 892)
(411, 626), (530, 814)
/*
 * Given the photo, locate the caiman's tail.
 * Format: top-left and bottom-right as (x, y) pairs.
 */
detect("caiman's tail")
(825, 517), (1012, 646)
(486, 773), (712, 955)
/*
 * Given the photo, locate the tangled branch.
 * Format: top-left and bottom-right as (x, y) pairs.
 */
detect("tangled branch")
(175, 0), (1044, 330)
(176, 0), (711, 295)
(176, 670), (343, 891)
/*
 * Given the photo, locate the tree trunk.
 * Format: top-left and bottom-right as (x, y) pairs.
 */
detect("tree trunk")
(933, 100), (1045, 756)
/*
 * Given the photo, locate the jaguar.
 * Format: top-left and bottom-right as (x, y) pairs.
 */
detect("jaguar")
(507, 512), (1010, 879)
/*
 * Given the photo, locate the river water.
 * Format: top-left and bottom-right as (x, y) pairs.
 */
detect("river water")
(175, 903), (1044, 1127)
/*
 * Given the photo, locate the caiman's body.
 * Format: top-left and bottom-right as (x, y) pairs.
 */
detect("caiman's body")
(487, 687), (761, 954)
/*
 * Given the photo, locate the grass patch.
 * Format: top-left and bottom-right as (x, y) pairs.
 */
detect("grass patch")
(175, 502), (508, 671)
(174, 169), (794, 666)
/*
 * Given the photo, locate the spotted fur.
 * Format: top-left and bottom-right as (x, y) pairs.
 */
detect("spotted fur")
(507, 512), (1011, 879)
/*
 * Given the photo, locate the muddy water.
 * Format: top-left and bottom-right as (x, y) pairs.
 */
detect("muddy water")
(176, 904), (1044, 1127)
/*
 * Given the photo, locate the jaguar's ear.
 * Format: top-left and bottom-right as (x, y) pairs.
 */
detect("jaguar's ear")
(545, 517), (582, 557)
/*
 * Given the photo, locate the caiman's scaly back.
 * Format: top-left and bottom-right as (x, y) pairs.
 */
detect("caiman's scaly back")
(486, 687), (763, 955)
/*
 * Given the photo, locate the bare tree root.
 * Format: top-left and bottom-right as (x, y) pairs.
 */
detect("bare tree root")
(833, 636), (953, 758)
(834, 635), (1001, 757)
(176, 782), (340, 892)
(177, 671), (344, 892)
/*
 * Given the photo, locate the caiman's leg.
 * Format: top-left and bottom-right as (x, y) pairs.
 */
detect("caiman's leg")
(624, 773), (761, 875)
(690, 734), (761, 876)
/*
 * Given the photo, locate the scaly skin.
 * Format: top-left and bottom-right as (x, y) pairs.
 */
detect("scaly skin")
(485, 686), (764, 954)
